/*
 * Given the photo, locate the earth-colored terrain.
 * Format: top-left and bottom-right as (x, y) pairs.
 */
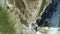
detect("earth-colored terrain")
(0, 0), (60, 34)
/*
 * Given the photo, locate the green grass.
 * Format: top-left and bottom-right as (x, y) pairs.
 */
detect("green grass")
(9, 0), (29, 27)
(37, 0), (46, 17)
(0, 5), (15, 34)
(15, 0), (25, 10)
(18, 14), (28, 27)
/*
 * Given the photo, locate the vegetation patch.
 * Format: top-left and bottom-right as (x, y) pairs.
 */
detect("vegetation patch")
(0, 5), (15, 34)
(37, 0), (46, 17)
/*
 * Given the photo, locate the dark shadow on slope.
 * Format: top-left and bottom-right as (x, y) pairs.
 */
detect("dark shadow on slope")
(36, 0), (59, 27)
